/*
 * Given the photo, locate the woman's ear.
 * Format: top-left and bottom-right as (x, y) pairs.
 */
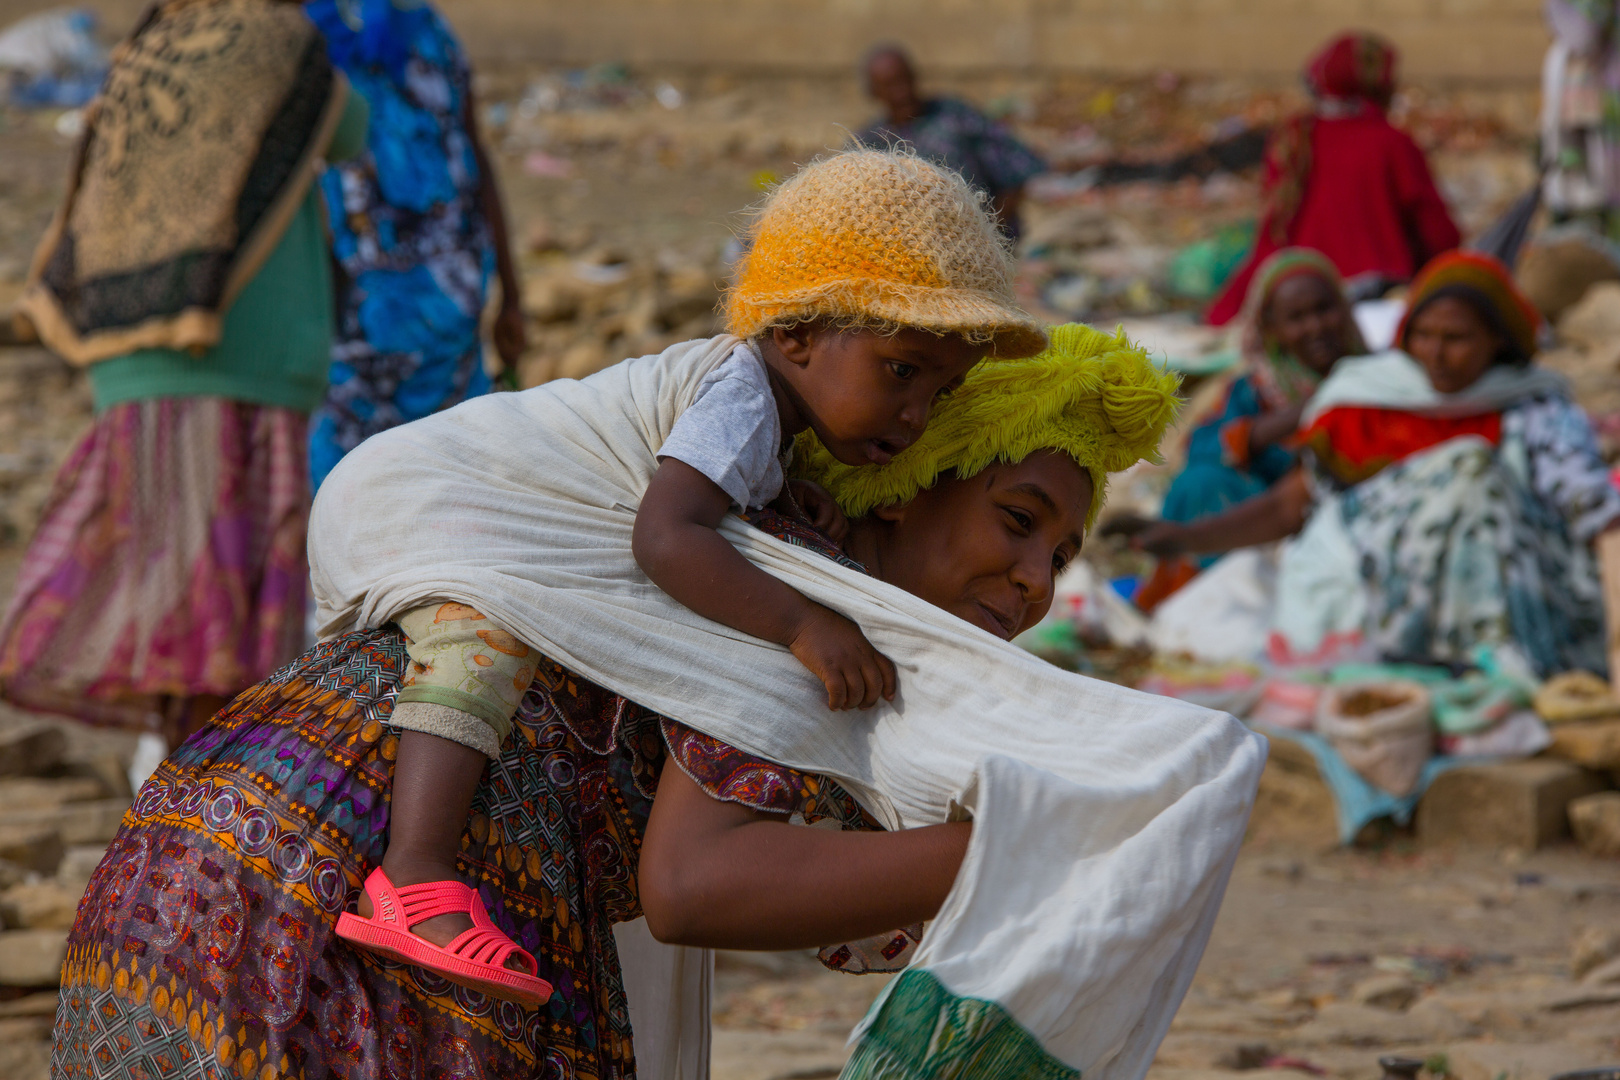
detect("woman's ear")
(870, 500), (908, 524)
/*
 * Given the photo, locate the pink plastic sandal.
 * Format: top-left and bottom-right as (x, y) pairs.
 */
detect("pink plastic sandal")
(336, 867), (553, 1005)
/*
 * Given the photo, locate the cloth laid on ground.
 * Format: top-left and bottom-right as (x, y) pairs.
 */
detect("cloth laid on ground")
(310, 334), (1266, 1080)
(1254, 724), (1469, 845)
(17, 0), (349, 365)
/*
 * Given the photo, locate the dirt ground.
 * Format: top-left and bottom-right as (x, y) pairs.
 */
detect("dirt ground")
(1, 59), (1617, 1080)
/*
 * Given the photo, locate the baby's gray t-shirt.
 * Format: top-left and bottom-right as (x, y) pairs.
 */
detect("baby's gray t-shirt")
(657, 343), (789, 510)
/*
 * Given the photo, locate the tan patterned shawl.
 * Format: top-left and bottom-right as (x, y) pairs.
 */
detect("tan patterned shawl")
(17, 0), (348, 365)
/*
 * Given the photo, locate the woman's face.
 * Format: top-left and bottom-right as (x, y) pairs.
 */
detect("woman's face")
(862, 451), (1093, 640)
(1263, 272), (1354, 377)
(1405, 296), (1502, 394)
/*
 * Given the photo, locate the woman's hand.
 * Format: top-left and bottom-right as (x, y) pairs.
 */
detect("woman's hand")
(1100, 514), (1188, 558)
(787, 603), (896, 711)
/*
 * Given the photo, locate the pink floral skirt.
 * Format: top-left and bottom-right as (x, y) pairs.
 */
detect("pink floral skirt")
(0, 397), (310, 728)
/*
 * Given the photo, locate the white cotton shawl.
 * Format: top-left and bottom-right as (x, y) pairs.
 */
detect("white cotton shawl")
(1301, 349), (1571, 425)
(309, 336), (1267, 1080)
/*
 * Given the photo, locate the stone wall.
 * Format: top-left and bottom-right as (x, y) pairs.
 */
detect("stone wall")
(435, 0), (1548, 83)
(0, 0), (1549, 84)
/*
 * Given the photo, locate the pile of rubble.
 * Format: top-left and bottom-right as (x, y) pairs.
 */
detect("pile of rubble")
(0, 345), (92, 548)
(514, 234), (727, 387)
(0, 720), (134, 1079)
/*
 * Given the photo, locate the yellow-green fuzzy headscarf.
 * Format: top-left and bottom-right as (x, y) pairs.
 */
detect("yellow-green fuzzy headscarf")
(793, 323), (1181, 529)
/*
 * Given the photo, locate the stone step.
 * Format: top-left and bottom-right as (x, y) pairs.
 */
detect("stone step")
(1569, 791), (1620, 857)
(0, 930), (67, 987)
(0, 826), (62, 877)
(0, 728), (65, 779)
(0, 800), (131, 847)
(1415, 759), (1609, 850)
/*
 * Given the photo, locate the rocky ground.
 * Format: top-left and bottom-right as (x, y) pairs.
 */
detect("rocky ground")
(0, 62), (1617, 1080)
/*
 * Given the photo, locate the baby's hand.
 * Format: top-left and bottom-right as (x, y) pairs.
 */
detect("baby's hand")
(786, 479), (849, 545)
(787, 604), (897, 711)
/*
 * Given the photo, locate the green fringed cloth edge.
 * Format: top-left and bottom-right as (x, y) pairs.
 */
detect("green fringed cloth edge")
(842, 970), (1080, 1080)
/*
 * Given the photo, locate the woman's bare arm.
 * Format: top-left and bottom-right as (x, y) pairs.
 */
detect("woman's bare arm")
(1106, 467), (1311, 557)
(1174, 467), (1311, 553)
(639, 763), (969, 950)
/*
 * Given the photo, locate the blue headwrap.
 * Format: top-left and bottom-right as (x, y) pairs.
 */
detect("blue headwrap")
(304, 0), (432, 85)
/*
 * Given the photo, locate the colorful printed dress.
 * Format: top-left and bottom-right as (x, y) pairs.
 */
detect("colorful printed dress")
(51, 513), (904, 1080)
(304, 0), (494, 489)
(1281, 393), (1620, 676)
(1162, 373), (1301, 524)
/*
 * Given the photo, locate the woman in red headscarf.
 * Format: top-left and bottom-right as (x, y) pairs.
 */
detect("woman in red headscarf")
(1207, 32), (1463, 325)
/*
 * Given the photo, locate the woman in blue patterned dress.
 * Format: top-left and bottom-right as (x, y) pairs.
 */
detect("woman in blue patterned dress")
(304, 0), (526, 488)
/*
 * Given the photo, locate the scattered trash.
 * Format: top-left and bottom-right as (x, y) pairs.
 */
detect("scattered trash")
(1262, 1056), (1327, 1076)
(654, 81), (683, 110)
(52, 106), (82, 139)
(571, 258), (631, 286)
(0, 7), (105, 108)
(523, 150), (576, 179)
(1166, 221), (1253, 300)
(1377, 1056), (1424, 1080)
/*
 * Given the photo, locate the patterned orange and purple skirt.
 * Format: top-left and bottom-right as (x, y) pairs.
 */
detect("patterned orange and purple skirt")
(52, 609), (877, 1079)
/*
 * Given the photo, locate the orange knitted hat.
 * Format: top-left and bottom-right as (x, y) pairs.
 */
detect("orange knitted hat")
(724, 150), (1048, 358)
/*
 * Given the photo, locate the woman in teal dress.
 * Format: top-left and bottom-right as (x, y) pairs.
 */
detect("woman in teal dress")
(1163, 247), (1366, 526)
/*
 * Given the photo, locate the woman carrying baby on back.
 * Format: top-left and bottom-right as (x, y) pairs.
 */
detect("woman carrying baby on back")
(55, 151), (1261, 1080)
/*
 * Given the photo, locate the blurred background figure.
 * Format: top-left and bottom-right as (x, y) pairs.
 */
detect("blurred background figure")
(305, 0), (525, 489)
(855, 43), (1044, 238)
(1, 0), (368, 744)
(1542, 0), (1620, 236)
(1207, 32), (1461, 324)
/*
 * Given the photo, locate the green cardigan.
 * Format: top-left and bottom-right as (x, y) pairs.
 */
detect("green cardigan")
(89, 90), (370, 415)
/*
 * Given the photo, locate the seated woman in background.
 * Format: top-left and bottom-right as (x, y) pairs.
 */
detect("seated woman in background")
(1122, 251), (1620, 676)
(1165, 249), (1365, 529)
(1128, 248), (1363, 607)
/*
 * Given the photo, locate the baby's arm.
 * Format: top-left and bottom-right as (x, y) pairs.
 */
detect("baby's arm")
(633, 457), (895, 710)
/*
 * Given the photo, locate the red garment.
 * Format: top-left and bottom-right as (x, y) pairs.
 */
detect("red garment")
(1299, 405), (1502, 486)
(1307, 33), (1396, 100)
(1208, 114), (1461, 324)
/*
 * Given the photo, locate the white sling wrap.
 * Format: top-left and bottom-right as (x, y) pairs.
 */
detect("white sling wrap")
(309, 336), (1266, 1080)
